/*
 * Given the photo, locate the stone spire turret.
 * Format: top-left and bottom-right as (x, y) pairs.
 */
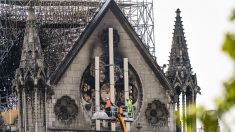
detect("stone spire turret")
(15, 6), (48, 132)
(166, 9), (191, 81)
(166, 9), (200, 132)
(19, 7), (46, 73)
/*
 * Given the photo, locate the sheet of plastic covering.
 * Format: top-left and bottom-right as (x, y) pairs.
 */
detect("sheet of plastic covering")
(92, 110), (109, 120)
(1, 109), (18, 125)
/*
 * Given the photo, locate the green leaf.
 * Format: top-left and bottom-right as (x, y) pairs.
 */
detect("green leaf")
(222, 33), (235, 60)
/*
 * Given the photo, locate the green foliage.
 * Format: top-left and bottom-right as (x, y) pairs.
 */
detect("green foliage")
(181, 9), (235, 131)
(215, 9), (235, 131)
(222, 33), (235, 60)
(175, 8), (235, 132)
(215, 78), (235, 117)
(218, 9), (235, 116)
(202, 110), (219, 132)
(223, 7), (235, 60)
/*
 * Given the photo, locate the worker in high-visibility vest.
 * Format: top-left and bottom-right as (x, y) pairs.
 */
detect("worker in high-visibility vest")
(126, 99), (133, 118)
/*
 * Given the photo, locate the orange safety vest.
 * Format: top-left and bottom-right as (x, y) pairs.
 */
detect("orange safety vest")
(105, 99), (111, 108)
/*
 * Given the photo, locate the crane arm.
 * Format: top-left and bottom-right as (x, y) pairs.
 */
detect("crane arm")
(117, 113), (127, 132)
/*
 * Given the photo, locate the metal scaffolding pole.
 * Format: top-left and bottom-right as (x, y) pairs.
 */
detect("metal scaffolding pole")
(0, 0), (155, 115)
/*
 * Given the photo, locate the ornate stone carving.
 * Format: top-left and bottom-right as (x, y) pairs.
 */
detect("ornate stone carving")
(145, 100), (168, 125)
(54, 96), (78, 123)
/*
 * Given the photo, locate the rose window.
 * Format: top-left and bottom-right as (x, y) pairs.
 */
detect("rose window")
(80, 29), (143, 118)
(145, 100), (168, 125)
(54, 96), (78, 123)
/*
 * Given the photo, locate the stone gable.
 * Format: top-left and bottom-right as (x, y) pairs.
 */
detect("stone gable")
(48, 9), (172, 131)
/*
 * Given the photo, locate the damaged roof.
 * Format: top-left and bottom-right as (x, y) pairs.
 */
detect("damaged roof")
(48, 0), (172, 91)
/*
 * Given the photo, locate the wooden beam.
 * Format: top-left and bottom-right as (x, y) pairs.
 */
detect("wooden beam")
(95, 56), (100, 131)
(124, 58), (130, 131)
(109, 28), (115, 131)
(124, 58), (129, 104)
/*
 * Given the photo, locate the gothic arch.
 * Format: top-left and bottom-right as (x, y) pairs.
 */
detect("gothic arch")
(174, 84), (181, 96)
(173, 71), (183, 85)
(186, 86), (193, 99)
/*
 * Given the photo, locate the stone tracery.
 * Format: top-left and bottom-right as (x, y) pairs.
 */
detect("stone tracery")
(145, 100), (168, 125)
(54, 96), (78, 123)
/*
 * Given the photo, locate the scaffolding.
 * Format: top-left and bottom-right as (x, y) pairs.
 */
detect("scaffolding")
(0, 0), (154, 110)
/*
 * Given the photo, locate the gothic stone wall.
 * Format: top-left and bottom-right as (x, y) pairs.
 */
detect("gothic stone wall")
(47, 10), (172, 132)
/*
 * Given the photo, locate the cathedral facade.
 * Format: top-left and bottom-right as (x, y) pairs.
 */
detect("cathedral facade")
(1, 0), (200, 131)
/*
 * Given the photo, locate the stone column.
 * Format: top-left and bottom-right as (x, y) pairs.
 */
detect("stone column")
(182, 93), (185, 132)
(34, 87), (38, 132)
(23, 89), (27, 132)
(44, 88), (47, 132)
(168, 101), (176, 132)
